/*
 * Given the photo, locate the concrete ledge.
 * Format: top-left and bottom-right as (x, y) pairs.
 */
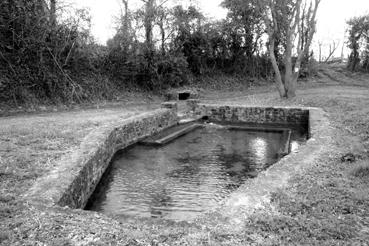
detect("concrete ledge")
(24, 109), (178, 209)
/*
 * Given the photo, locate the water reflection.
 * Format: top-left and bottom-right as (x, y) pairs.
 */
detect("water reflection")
(87, 125), (307, 221)
(251, 137), (267, 164)
(290, 141), (300, 152)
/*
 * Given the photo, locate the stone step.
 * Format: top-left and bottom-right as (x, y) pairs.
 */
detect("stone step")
(227, 126), (287, 133)
(141, 123), (203, 146)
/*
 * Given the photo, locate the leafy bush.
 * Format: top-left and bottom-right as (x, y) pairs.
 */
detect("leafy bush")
(347, 15), (369, 72)
(0, 0), (98, 105)
(156, 53), (189, 89)
(300, 56), (319, 78)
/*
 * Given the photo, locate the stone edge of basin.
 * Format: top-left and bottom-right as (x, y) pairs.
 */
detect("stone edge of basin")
(213, 106), (331, 222)
(184, 102), (330, 222)
(23, 101), (328, 221)
(23, 107), (179, 209)
(189, 102), (310, 126)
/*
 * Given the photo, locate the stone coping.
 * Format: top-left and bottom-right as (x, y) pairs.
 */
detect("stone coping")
(24, 109), (178, 209)
(191, 103), (310, 126)
(218, 107), (331, 223)
(184, 103), (330, 222)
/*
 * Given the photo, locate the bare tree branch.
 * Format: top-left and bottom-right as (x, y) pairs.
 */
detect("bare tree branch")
(324, 41), (340, 63)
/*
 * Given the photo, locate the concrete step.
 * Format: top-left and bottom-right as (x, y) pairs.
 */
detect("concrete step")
(141, 123), (203, 146)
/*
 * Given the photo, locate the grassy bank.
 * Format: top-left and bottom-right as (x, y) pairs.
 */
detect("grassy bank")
(1, 65), (369, 245)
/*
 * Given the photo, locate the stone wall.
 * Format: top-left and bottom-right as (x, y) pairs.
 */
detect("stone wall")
(192, 104), (309, 126)
(24, 109), (178, 209)
(165, 89), (199, 101)
(222, 107), (331, 220)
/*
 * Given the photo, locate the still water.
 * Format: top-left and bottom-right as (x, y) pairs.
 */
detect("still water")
(86, 124), (306, 221)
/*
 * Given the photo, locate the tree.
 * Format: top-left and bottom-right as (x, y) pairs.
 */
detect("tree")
(324, 40), (339, 63)
(221, 0), (263, 59)
(171, 5), (206, 74)
(139, 0), (169, 67)
(50, 0), (57, 29)
(121, 0), (131, 43)
(347, 15), (369, 72)
(257, 0), (320, 98)
(143, 0), (155, 53)
(221, 0), (265, 75)
(155, 5), (171, 55)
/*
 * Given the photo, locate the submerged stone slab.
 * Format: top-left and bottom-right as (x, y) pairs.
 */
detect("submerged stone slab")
(24, 109), (178, 209)
(141, 123), (203, 146)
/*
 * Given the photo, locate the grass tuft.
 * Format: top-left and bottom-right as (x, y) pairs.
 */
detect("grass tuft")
(350, 160), (369, 178)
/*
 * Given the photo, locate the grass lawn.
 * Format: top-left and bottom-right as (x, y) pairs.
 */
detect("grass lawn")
(0, 64), (369, 245)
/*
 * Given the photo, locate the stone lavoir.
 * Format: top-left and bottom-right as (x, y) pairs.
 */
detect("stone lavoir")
(85, 120), (307, 220)
(24, 101), (329, 222)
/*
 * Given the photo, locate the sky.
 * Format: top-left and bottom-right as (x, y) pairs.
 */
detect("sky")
(72, 0), (369, 57)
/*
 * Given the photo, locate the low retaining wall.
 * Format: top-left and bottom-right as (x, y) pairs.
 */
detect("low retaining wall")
(24, 109), (178, 209)
(191, 103), (309, 126)
(184, 102), (330, 224)
(219, 107), (331, 223)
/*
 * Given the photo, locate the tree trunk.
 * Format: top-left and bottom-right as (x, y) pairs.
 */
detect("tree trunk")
(284, 27), (295, 98)
(142, 0), (155, 70)
(122, 0), (129, 34)
(160, 22), (165, 55)
(269, 38), (287, 98)
(286, 75), (297, 98)
(144, 0), (155, 52)
(259, 0), (320, 99)
(50, 0), (56, 29)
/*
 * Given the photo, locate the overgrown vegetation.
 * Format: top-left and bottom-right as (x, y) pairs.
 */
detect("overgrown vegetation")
(0, 0), (322, 107)
(0, 0), (104, 105)
(347, 14), (369, 72)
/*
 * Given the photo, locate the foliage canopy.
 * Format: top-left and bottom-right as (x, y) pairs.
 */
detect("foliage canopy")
(347, 15), (369, 72)
(0, 0), (322, 106)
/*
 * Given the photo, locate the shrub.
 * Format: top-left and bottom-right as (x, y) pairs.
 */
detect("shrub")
(347, 15), (369, 72)
(0, 0), (98, 105)
(156, 53), (189, 89)
(300, 56), (319, 78)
